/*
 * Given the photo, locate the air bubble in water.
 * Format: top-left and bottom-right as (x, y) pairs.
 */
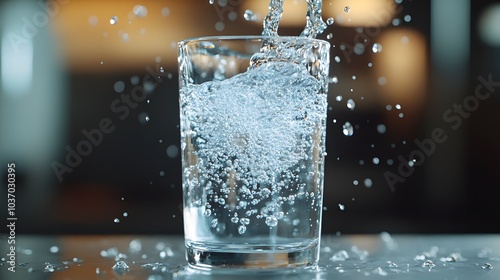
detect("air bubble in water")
(133, 5), (148, 17)
(204, 209), (212, 216)
(372, 43), (383, 53)
(238, 225), (247, 234)
(244, 9), (257, 21)
(266, 216), (278, 227)
(347, 99), (355, 110)
(231, 216), (239, 223)
(109, 16), (118, 25)
(344, 6), (351, 13)
(422, 260), (435, 270)
(342, 122), (354, 136)
(112, 260), (129, 273)
(327, 17), (334, 25)
(211, 218), (218, 228)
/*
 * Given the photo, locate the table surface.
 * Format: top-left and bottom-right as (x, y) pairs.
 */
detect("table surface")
(1, 234), (499, 279)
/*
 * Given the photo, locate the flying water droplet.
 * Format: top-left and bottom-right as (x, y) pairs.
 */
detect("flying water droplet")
(109, 16), (118, 25)
(342, 122), (354, 136)
(327, 17), (334, 25)
(377, 124), (387, 134)
(49, 246), (59, 253)
(133, 5), (148, 17)
(344, 6), (351, 13)
(209, 0), (215, 4)
(372, 43), (383, 53)
(244, 9), (257, 21)
(327, 33), (333, 39)
(114, 218), (120, 223)
(338, 204), (345, 211)
(364, 178), (373, 188)
(347, 99), (355, 110)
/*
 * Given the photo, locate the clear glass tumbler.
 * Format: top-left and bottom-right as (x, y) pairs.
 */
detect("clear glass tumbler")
(177, 36), (330, 270)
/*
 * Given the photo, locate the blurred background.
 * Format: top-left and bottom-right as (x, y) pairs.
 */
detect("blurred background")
(0, 0), (499, 235)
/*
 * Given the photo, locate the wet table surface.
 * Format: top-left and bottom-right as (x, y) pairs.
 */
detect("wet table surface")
(1, 234), (499, 279)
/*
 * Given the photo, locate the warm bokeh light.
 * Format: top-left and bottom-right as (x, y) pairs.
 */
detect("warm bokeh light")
(51, 0), (208, 72)
(241, 0), (308, 28)
(373, 28), (427, 135)
(325, 0), (396, 27)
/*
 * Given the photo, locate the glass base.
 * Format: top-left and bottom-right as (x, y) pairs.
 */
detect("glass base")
(186, 241), (319, 270)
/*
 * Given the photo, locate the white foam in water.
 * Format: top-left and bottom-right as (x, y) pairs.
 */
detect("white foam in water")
(182, 62), (326, 182)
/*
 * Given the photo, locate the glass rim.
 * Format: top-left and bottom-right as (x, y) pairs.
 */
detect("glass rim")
(178, 35), (330, 47)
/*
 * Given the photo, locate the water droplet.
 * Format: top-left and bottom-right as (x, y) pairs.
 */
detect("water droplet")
(386, 104), (393, 111)
(49, 246), (59, 253)
(353, 180), (359, 186)
(334, 56), (341, 63)
(129, 239), (142, 253)
(265, 216), (278, 227)
(353, 43), (365, 55)
(372, 157), (380, 164)
(112, 260), (130, 273)
(161, 7), (170, 17)
(342, 122), (354, 136)
(109, 16), (118, 25)
(338, 204), (345, 211)
(422, 260), (435, 270)
(159, 171), (165, 176)
(209, 0), (214, 4)
(330, 76), (338, 83)
(231, 216), (239, 223)
(368, 62), (373, 67)
(347, 99), (355, 110)
(399, 113), (404, 118)
(404, 15), (412, 22)
(481, 263), (493, 269)
(351, 75), (357, 80)
(123, 212), (128, 217)
(96, 267), (101, 275)
(44, 263), (55, 272)
(166, 145), (179, 158)
(327, 33), (333, 39)
(133, 5), (148, 18)
(344, 6), (351, 13)
(364, 178), (373, 188)
(114, 81), (125, 93)
(240, 218), (250, 225)
(372, 43), (383, 53)
(327, 17), (334, 25)
(244, 9), (257, 21)
(335, 95), (343, 102)
(393, 18), (401, 26)
(330, 250), (349, 261)
(238, 225), (247, 234)
(215, 21), (225, 31)
(377, 124), (387, 134)
(114, 218), (120, 223)
(88, 15), (98, 26)
(378, 77), (387, 85)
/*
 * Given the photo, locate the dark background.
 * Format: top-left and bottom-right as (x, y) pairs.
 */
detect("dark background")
(1, 0), (499, 235)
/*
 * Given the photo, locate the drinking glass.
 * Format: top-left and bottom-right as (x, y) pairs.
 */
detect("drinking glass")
(177, 36), (330, 270)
